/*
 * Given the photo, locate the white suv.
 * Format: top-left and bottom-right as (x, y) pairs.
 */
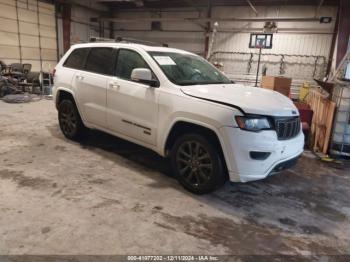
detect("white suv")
(53, 41), (304, 194)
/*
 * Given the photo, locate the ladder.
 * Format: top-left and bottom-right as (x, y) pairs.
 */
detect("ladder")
(40, 71), (52, 97)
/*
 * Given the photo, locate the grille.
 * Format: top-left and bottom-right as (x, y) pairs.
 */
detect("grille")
(274, 117), (301, 140)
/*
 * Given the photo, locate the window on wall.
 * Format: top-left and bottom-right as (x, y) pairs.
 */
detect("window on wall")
(85, 48), (115, 75)
(115, 49), (150, 80)
(63, 48), (90, 70)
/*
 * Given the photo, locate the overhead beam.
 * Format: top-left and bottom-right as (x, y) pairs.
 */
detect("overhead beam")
(113, 27), (333, 34)
(96, 17), (320, 23)
(56, 0), (108, 13)
(93, 0), (340, 7)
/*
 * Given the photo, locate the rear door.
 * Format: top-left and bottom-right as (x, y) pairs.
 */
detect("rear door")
(106, 48), (159, 145)
(58, 47), (89, 105)
(74, 47), (116, 128)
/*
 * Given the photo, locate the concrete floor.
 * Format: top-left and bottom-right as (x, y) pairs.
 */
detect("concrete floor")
(0, 99), (349, 256)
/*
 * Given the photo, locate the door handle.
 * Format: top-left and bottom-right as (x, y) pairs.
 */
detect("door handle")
(76, 75), (84, 81)
(109, 82), (120, 89)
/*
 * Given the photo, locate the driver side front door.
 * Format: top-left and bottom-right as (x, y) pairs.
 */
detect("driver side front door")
(106, 48), (159, 145)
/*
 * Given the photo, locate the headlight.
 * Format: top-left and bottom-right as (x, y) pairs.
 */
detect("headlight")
(235, 116), (271, 131)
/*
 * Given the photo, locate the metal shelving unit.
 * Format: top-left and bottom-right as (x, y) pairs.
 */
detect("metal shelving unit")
(330, 50), (350, 156)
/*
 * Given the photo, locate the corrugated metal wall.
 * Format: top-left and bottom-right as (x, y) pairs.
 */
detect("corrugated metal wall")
(210, 6), (337, 96)
(113, 5), (338, 96)
(0, 0), (57, 72)
(56, 1), (110, 59)
(71, 6), (105, 44)
(113, 8), (205, 55)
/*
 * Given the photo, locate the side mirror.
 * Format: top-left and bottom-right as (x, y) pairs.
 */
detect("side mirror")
(131, 68), (158, 87)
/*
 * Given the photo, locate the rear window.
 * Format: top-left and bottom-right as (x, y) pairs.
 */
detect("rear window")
(63, 48), (89, 70)
(85, 48), (115, 75)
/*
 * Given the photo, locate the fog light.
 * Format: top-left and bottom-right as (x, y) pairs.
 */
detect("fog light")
(250, 151), (271, 160)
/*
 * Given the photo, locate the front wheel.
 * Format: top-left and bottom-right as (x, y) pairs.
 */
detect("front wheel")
(170, 134), (225, 194)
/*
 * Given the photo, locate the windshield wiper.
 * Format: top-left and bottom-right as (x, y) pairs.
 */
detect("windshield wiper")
(207, 81), (230, 84)
(177, 81), (200, 86)
(178, 81), (230, 86)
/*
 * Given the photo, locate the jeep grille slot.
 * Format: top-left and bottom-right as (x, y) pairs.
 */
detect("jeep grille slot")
(275, 117), (301, 140)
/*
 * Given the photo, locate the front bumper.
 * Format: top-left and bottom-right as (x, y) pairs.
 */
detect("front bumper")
(219, 126), (304, 182)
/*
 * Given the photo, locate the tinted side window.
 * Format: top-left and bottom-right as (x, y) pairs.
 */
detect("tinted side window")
(115, 49), (149, 80)
(85, 48), (115, 75)
(63, 48), (89, 70)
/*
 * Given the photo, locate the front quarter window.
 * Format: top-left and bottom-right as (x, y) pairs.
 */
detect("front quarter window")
(149, 51), (231, 86)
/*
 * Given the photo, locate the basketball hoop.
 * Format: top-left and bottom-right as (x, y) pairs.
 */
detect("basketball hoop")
(249, 33), (273, 86)
(249, 33), (273, 49)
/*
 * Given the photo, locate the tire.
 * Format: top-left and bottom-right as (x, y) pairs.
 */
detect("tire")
(170, 133), (225, 194)
(0, 84), (13, 98)
(58, 99), (85, 140)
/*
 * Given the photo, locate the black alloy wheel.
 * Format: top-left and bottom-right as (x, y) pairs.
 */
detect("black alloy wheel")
(171, 134), (225, 194)
(58, 99), (84, 140)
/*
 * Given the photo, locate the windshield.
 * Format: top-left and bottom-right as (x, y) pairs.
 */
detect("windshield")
(148, 51), (231, 86)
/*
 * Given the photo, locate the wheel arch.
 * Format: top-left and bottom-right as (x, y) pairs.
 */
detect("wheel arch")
(163, 120), (229, 177)
(55, 88), (86, 126)
(55, 88), (76, 109)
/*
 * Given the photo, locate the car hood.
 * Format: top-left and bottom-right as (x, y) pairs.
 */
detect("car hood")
(180, 83), (298, 117)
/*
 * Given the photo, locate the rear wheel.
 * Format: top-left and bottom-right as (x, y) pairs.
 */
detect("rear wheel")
(170, 134), (225, 194)
(58, 99), (85, 140)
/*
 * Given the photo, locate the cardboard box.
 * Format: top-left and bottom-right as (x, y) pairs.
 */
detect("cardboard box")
(261, 76), (291, 97)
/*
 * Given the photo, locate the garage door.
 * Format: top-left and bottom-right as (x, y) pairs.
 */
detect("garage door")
(0, 0), (57, 72)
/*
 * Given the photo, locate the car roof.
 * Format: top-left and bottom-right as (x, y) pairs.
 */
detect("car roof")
(71, 42), (193, 55)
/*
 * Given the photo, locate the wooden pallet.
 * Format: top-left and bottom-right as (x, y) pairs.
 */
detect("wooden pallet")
(306, 88), (336, 154)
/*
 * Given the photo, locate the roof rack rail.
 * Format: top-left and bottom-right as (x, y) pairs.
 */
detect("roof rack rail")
(89, 36), (169, 47)
(89, 37), (114, 42)
(115, 36), (168, 47)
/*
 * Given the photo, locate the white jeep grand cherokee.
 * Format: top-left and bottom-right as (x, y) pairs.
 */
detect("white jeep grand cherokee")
(53, 41), (304, 194)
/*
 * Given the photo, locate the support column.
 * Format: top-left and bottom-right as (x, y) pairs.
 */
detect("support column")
(336, 0), (350, 66)
(62, 3), (71, 53)
(204, 0), (212, 58)
(109, 21), (114, 39)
